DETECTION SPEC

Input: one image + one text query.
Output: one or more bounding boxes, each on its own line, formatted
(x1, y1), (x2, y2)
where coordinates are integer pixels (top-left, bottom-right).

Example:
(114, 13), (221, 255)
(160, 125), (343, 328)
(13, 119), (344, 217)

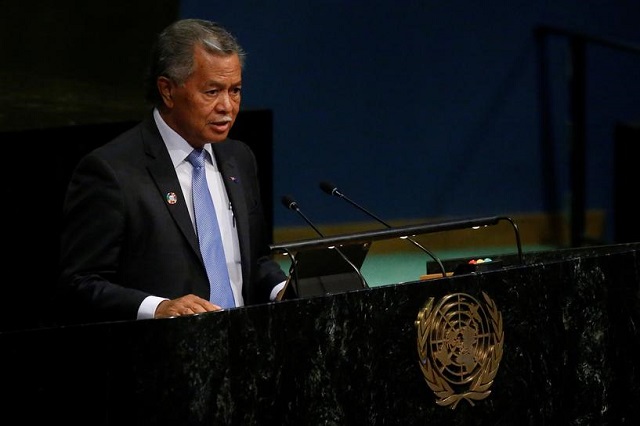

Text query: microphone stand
(281, 196), (369, 290)
(320, 182), (447, 277)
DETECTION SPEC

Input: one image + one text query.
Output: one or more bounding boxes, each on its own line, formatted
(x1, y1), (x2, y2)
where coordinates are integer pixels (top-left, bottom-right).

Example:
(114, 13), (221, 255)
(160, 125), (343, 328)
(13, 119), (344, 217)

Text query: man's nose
(216, 91), (232, 111)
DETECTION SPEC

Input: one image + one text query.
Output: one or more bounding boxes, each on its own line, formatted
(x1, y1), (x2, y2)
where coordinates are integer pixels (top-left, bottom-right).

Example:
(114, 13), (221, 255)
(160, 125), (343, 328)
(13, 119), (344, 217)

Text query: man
(58, 18), (287, 324)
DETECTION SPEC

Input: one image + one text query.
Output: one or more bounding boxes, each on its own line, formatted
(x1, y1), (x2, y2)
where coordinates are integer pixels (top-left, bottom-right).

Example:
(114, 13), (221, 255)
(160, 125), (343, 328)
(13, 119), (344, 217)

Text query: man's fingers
(155, 295), (222, 318)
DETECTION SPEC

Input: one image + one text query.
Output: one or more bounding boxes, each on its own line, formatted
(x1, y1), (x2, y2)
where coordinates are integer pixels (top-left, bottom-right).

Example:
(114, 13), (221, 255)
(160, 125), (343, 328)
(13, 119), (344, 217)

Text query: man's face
(161, 45), (242, 147)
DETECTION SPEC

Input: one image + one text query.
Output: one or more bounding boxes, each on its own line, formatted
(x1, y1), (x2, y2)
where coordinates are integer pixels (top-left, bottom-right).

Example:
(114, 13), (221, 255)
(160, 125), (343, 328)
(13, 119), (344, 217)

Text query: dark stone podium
(1, 242), (639, 425)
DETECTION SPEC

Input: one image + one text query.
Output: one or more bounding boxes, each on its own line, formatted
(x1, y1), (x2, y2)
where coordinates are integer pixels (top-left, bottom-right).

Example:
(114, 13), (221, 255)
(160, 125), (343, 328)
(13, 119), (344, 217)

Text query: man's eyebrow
(201, 80), (242, 91)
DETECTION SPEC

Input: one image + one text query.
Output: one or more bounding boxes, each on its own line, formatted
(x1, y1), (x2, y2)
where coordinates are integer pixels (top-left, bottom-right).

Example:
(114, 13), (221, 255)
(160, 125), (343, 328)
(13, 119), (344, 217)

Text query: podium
(1, 240), (639, 424)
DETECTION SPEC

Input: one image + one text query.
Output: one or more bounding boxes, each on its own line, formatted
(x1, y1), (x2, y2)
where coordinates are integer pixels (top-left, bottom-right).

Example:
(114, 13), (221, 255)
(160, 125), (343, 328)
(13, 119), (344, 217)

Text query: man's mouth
(209, 117), (232, 132)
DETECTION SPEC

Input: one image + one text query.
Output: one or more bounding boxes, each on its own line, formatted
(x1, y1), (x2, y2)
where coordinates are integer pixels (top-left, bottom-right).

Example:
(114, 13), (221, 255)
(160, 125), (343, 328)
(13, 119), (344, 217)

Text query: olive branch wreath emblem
(415, 292), (504, 409)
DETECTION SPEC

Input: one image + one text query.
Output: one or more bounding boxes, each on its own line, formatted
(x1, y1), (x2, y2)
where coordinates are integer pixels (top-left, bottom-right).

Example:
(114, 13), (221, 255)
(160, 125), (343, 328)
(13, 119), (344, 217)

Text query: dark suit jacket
(58, 113), (286, 323)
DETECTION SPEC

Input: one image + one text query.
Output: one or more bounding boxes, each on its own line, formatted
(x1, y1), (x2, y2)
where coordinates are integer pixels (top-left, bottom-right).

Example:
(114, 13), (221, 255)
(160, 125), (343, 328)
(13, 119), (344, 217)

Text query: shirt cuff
(270, 281), (287, 301)
(137, 296), (169, 320)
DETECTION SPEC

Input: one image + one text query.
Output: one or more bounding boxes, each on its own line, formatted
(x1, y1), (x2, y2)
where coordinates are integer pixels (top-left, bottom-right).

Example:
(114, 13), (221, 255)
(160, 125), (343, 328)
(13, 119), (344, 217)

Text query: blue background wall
(180, 1), (640, 242)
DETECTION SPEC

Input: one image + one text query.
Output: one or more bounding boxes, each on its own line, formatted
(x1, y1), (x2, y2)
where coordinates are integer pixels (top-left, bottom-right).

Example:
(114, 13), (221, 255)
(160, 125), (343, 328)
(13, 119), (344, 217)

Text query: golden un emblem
(415, 292), (504, 409)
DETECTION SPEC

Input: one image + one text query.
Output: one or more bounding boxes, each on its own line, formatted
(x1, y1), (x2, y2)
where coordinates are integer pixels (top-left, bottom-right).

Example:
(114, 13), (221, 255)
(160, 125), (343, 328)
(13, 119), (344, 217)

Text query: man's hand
(154, 294), (222, 318)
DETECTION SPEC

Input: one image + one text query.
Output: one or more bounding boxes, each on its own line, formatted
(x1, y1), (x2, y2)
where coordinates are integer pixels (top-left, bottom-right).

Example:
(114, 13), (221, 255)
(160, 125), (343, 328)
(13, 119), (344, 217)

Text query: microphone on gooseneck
(281, 195), (325, 237)
(280, 195), (369, 288)
(318, 181), (447, 277)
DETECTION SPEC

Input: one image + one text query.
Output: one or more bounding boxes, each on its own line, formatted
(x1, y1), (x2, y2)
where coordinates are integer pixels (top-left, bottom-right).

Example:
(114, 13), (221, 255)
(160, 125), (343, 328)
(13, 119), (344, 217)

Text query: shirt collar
(153, 108), (214, 167)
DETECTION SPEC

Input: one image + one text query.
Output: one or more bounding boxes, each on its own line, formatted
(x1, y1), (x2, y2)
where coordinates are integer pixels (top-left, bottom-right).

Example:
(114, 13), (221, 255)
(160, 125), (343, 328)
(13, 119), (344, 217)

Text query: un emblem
(415, 292), (504, 409)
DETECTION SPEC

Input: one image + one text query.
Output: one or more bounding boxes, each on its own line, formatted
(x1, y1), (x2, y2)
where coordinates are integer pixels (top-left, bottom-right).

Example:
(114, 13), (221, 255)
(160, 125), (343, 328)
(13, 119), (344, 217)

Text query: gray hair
(145, 18), (246, 106)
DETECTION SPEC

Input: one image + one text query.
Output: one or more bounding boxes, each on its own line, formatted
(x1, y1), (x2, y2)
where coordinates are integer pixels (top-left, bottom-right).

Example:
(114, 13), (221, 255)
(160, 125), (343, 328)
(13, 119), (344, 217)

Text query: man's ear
(157, 76), (174, 107)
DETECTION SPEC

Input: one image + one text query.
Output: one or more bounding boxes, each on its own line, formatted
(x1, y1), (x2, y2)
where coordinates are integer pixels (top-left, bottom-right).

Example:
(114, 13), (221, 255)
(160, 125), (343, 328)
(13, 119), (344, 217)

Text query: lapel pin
(230, 176), (239, 183)
(166, 192), (178, 205)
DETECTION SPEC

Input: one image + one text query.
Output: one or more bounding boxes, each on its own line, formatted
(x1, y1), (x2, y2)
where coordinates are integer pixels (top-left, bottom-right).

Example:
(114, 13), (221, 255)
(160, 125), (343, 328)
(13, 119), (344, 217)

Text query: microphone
(318, 181), (447, 277)
(281, 195), (324, 237)
(280, 195), (369, 289)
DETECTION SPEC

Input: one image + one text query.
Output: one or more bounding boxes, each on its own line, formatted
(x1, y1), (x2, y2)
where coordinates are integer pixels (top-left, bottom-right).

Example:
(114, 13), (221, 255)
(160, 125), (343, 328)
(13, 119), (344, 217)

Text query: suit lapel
(141, 117), (202, 258)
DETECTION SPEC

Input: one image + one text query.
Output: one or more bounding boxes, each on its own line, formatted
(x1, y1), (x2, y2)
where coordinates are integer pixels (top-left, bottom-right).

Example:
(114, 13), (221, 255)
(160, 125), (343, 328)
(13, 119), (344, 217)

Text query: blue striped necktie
(187, 148), (235, 308)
